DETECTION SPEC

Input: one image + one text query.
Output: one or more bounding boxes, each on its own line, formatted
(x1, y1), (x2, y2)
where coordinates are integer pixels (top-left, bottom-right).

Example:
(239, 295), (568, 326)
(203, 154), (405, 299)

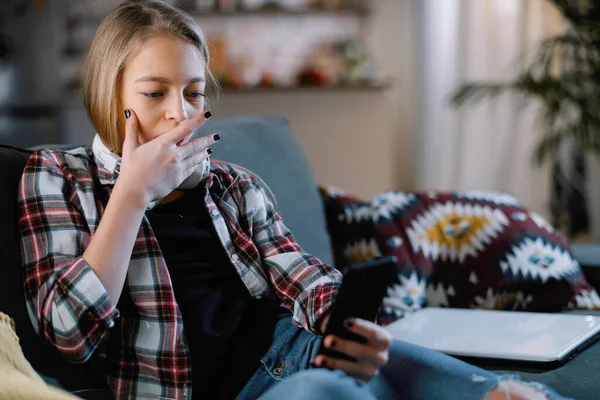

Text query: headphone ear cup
(178, 157), (209, 190)
(92, 134), (122, 173)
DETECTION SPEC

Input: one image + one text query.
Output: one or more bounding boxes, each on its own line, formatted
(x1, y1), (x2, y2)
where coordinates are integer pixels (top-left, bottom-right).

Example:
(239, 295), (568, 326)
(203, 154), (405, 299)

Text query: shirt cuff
(299, 283), (339, 335)
(53, 257), (120, 345)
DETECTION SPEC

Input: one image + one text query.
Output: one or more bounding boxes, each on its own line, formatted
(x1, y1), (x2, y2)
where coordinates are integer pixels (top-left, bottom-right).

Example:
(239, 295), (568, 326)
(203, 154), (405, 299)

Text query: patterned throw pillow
(320, 186), (600, 325)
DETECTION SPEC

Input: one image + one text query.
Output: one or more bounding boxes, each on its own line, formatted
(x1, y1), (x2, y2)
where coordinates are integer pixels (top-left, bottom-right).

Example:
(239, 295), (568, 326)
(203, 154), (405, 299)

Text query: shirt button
(211, 209), (219, 217)
(231, 254), (239, 262)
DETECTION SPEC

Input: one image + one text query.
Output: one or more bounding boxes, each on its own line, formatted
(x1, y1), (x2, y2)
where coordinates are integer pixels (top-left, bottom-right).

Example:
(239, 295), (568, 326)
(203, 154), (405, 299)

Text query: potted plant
(451, 0), (600, 241)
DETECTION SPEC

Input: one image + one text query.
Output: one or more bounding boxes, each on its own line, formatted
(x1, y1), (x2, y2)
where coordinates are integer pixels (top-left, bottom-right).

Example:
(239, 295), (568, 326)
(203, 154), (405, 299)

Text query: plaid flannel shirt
(18, 147), (341, 399)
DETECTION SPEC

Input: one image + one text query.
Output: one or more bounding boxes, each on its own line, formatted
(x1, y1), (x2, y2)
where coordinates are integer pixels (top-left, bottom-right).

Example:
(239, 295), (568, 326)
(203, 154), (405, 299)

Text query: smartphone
(317, 256), (398, 361)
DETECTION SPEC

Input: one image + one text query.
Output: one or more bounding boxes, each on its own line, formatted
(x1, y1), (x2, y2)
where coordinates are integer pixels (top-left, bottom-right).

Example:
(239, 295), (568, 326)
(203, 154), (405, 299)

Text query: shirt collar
(92, 134), (120, 186)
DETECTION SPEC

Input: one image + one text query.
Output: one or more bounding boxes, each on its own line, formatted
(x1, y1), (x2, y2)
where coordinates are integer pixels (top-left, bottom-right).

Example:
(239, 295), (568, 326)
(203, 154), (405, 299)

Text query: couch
(1, 116), (599, 399)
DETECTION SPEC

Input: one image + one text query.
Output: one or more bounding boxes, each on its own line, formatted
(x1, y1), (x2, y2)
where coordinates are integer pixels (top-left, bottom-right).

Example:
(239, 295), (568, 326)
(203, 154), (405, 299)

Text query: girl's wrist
(112, 178), (149, 211)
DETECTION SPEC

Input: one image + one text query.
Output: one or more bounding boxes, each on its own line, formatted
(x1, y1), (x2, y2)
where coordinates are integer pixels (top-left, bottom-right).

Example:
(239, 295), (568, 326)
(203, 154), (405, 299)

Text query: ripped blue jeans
(236, 317), (570, 400)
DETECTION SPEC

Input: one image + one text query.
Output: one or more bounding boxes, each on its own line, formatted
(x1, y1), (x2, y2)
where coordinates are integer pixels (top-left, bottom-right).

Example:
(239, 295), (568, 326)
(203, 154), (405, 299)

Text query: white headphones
(92, 134), (122, 175)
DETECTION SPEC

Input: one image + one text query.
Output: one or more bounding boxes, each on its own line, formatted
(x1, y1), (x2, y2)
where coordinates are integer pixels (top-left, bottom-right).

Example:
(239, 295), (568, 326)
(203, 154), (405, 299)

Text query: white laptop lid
(385, 308), (600, 363)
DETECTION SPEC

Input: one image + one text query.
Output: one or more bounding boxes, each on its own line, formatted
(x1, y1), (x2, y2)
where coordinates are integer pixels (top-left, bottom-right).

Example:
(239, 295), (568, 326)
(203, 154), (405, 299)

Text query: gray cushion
(196, 116), (334, 266)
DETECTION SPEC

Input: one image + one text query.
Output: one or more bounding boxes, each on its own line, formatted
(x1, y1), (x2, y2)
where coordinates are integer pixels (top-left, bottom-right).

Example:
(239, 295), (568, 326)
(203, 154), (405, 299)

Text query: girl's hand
(118, 109), (218, 205)
(313, 318), (392, 382)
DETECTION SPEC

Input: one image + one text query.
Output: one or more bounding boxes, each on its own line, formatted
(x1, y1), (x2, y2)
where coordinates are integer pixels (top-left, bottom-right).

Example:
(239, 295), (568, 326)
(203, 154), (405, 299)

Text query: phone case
(318, 256), (398, 361)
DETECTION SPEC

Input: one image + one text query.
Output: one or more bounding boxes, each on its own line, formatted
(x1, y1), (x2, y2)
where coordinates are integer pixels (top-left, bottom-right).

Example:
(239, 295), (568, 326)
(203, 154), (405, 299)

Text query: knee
(487, 380), (554, 400)
(260, 369), (373, 400)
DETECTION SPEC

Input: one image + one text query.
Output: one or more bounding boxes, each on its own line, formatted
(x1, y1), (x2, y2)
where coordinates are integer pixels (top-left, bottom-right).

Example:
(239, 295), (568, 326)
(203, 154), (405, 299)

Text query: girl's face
(120, 33), (206, 145)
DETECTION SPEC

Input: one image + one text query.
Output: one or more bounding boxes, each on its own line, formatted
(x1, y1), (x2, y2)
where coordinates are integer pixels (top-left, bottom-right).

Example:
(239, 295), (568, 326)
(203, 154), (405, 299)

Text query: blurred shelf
(66, 3), (370, 25)
(217, 80), (390, 93)
(187, 4), (371, 17)
(63, 3), (371, 57)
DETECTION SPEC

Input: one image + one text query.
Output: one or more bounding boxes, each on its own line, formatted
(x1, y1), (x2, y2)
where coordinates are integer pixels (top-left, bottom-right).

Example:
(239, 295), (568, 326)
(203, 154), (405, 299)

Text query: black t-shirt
(146, 186), (290, 398)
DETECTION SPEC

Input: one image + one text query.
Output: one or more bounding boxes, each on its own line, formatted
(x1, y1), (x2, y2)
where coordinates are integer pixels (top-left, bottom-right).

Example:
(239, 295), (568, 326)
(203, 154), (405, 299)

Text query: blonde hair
(80, 0), (212, 154)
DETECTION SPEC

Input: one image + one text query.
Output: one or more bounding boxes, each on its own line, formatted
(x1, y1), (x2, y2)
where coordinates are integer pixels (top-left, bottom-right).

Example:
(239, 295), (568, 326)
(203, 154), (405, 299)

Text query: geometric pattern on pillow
(320, 185), (600, 325)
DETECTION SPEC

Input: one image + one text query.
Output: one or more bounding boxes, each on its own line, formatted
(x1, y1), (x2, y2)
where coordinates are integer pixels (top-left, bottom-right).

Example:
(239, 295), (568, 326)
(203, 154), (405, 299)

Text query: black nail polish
(330, 340), (337, 348)
(213, 134), (221, 142)
(207, 148), (213, 155)
(321, 360), (328, 368)
(124, 109), (131, 119)
(204, 111), (212, 119)
(346, 319), (354, 328)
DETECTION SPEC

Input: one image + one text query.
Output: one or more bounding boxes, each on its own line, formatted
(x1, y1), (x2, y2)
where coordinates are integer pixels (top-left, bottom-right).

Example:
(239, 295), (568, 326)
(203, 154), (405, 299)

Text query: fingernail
(321, 360), (328, 368)
(330, 339), (337, 348)
(204, 111), (212, 119)
(213, 134), (220, 142)
(176, 139), (184, 146)
(124, 109), (131, 119)
(207, 148), (213, 155)
(346, 319), (354, 328)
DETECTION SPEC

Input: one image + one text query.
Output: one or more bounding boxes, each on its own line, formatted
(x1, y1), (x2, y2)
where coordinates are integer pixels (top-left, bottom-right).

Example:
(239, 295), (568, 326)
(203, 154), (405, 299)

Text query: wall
(209, 0), (416, 199)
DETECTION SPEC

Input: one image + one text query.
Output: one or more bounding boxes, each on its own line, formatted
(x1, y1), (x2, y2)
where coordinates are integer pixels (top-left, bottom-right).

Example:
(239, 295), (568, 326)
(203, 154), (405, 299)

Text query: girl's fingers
(181, 149), (211, 171)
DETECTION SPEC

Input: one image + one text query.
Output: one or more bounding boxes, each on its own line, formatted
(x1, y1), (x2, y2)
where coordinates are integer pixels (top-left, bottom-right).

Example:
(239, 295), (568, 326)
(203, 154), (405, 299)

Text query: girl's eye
(143, 92), (163, 98)
(186, 92), (205, 99)
(142, 92), (205, 99)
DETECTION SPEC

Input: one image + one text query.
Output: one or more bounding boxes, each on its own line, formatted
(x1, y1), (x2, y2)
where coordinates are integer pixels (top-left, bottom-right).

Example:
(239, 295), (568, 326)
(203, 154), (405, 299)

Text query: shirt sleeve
(18, 150), (119, 363)
(242, 173), (342, 334)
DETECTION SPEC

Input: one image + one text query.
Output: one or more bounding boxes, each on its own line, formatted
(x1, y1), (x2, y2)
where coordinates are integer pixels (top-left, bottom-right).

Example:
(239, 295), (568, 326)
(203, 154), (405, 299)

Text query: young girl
(18, 1), (566, 399)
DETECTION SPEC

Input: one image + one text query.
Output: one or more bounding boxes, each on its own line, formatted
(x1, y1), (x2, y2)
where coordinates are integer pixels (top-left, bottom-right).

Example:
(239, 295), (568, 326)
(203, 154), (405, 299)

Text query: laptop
(384, 308), (600, 367)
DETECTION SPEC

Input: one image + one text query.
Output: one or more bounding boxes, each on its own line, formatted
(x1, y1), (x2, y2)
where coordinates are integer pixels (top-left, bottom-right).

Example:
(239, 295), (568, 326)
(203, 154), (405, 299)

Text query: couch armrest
(571, 244), (600, 292)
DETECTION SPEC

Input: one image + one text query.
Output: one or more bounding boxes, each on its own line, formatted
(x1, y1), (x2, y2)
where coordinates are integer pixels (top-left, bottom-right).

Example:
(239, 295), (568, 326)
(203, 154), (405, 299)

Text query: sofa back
(196, 116), (333, 265)
(0, 145), (107, 393)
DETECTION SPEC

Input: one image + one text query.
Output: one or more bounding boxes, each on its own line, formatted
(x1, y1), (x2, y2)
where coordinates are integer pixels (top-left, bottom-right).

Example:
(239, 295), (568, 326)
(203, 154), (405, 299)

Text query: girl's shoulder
(28, 146), (95, 174)
(23, 147), (99, 191)
(209, 160), (276, 204)
(210, 160), (265, 190)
